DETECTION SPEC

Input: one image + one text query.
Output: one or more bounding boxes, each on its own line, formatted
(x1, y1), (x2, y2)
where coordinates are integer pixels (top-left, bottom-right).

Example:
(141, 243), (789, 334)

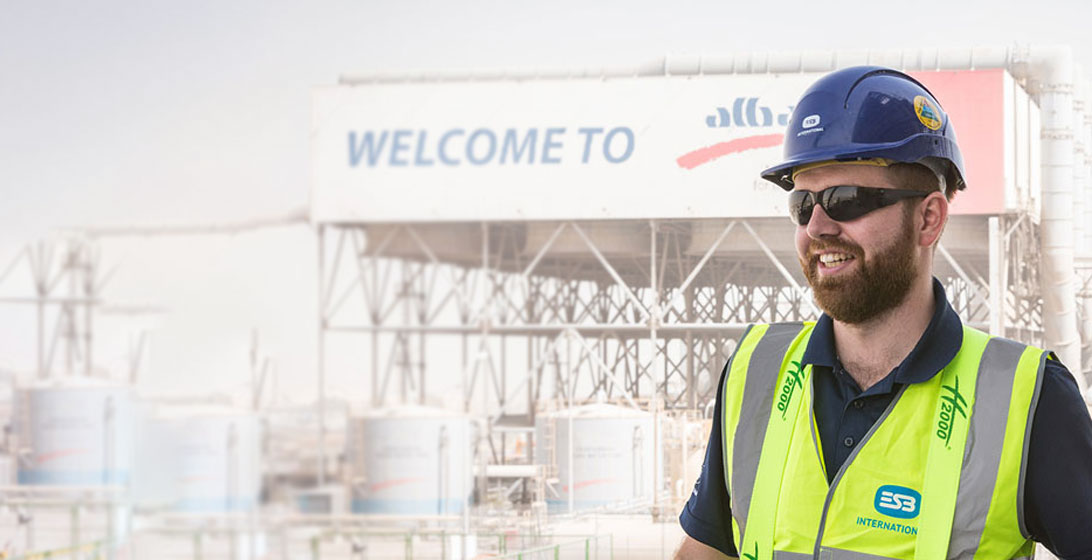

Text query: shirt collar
(800, 278), (963, 386)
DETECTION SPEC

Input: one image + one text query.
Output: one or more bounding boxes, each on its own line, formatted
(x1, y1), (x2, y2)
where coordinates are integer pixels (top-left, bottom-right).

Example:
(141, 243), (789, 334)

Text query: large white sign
(310, 70), (1022, 223)
(310, 74), (816, 223)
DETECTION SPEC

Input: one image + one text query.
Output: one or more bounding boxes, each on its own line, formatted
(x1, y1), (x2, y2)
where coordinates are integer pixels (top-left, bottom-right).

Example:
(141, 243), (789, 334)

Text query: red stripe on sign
(676, 134), (784, 169)
(562, 478), (617, 492)
(370, 477), (426, 493)
(36, 448), (91, 464)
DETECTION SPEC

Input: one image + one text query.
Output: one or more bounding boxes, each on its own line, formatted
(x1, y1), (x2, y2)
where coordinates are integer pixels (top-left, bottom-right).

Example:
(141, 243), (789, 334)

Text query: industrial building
(1, 45), (1091, 559)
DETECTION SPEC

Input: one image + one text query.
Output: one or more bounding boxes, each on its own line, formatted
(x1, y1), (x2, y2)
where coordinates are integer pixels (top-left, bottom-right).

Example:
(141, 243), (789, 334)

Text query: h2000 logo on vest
(936, 376), (968, 448)
(777, 361), (805, 420)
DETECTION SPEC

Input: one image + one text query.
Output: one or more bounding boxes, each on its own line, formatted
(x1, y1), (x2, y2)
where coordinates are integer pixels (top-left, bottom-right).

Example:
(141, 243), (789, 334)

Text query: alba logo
(874, 485), (921, 519)
(705, 98), (793, 128)
(801, 114), (821, 129)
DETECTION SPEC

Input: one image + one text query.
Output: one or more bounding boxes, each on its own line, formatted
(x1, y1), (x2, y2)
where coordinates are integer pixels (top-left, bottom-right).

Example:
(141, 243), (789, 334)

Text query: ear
(917, 192), (948, 248)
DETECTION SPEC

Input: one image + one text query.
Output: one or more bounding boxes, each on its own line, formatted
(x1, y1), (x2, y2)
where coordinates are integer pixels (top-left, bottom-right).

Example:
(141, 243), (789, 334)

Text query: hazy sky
(3, 0), (1092, 403)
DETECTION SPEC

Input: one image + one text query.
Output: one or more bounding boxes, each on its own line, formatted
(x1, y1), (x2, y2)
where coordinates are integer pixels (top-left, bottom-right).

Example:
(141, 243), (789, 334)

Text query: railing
(305, 530), (611, 560)
(490, 535), (612, 560)
(6, 540), (107, 560)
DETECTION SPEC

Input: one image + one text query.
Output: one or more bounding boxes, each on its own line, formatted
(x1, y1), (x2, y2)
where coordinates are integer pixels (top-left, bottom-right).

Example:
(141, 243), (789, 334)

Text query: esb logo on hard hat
(760, 66), (967, 192)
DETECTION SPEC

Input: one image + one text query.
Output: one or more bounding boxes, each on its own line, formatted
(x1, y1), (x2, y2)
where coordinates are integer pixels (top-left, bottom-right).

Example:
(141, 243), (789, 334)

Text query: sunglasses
(788, 185), (930, 225)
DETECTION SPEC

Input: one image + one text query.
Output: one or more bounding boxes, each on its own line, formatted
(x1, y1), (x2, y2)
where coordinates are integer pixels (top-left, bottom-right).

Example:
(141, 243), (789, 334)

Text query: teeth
(819, 253), (853, 265)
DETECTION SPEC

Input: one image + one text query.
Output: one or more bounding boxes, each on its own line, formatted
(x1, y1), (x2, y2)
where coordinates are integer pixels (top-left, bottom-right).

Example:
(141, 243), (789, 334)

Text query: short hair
(888, 162), (957, 201)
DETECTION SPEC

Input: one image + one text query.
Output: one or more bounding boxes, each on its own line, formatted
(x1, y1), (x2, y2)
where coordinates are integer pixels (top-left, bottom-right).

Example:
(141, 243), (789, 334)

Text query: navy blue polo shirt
(679, 279), (1092, 559)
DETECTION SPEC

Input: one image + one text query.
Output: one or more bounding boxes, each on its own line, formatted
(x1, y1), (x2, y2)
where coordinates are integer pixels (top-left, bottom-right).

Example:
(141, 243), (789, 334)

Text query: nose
(805, 203), (841, 240)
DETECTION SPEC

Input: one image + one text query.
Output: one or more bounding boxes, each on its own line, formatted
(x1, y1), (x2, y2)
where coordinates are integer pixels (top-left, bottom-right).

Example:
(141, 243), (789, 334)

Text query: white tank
(0, 370), (14, 438)
(0, 454), (14, 485)
(132, 404), (262, 512)
(347, 406), (474, 514)
(534, 403), (656, 511)
(16, 378), (134, 486)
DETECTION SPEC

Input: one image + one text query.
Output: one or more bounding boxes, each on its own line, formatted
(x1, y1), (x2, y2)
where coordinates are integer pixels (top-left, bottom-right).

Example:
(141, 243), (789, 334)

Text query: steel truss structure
(0, 237), (118, 381)
(315, 211), (1044, 473)
(0, 211), (1051, 487)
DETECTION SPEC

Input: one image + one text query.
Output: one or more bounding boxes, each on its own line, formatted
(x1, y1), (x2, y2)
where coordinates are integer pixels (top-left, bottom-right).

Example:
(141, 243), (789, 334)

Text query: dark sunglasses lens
(822, 186), (876, 222)
(788, 191), (813, 225)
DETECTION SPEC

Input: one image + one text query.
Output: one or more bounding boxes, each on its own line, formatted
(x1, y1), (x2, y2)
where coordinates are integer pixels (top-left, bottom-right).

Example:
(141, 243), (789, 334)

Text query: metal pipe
(339, 46), (1024, 85)
(1077, 74), (1092, 391)
(326, 323), (753, 334)
(566, 334), (574, 515)
(649, 219), (662, 515)
(1032, 46), (1086, 392)
(316, 225), (328, 486)
(60, 209), (308, 237)
(989, 218), (1004, 336)
(1073, 68), (1088, 263)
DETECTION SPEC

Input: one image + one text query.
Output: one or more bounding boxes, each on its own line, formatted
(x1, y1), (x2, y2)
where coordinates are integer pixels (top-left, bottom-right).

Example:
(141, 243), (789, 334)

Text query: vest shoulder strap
(722, 321), (814, 559)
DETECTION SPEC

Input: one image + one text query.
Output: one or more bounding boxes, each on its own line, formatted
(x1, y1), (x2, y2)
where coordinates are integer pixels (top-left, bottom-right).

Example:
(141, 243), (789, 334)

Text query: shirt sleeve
(1024, 357), (1092, 559)
(679, 359), (738, 557)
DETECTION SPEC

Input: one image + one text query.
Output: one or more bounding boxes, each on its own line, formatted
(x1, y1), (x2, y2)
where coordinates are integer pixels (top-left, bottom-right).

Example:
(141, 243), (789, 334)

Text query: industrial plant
(2, 45), (1091, 559)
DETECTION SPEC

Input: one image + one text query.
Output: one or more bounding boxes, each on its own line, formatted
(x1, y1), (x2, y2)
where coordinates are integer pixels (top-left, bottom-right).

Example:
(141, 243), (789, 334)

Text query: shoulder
(738, 321), (814, 344)
(1027, 355), (1087, 451)
(1036, 357), (1084, 420)
(1023, 356), (1092, 549)
(725, 322), (809, 373)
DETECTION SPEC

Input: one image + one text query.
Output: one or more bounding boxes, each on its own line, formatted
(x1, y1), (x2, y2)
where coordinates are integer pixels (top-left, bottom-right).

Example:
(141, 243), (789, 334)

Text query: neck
(832, 275), (935, 391)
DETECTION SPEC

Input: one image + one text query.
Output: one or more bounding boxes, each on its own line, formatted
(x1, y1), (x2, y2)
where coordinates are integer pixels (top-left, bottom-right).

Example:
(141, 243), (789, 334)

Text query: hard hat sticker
(913, 96), (943, 130)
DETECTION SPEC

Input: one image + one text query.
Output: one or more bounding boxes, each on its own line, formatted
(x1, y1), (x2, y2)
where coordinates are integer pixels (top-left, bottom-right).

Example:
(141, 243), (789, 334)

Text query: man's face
(792, 164), (922, 324)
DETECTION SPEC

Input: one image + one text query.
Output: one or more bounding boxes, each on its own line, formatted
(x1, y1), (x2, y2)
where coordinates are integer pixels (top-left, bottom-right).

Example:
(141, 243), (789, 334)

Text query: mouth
(816, 251), (856, 273)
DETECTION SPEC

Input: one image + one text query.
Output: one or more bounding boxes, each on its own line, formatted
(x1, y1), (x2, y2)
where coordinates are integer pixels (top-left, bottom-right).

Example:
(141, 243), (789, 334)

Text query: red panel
(910, 69), (1005, 214)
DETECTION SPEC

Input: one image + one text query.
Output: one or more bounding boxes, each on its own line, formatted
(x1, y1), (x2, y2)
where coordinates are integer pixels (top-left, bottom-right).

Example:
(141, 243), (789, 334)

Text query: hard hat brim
(760, 133), (966, 191)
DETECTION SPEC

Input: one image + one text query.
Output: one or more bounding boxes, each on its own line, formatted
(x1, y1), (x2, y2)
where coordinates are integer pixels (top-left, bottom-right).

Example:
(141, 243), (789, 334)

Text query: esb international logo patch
(874, 485), (921, 519)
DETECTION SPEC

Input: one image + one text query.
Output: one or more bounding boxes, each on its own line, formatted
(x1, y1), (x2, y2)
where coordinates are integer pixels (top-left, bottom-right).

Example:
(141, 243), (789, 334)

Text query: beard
(798, 217), (918, 324)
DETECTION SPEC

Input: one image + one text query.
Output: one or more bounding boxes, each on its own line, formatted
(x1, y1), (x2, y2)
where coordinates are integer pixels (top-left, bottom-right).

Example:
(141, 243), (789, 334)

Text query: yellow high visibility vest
(721, 322), (1048, 560)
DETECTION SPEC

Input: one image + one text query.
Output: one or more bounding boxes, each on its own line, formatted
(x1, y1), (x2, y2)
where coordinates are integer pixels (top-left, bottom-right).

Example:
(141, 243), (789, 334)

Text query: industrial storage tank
(346, 406), (474, 514)
(534, 403), (657, 512)
(0, 454), (14, 485)
(15, 378), (134, 485)
(132, 404), (262, 512)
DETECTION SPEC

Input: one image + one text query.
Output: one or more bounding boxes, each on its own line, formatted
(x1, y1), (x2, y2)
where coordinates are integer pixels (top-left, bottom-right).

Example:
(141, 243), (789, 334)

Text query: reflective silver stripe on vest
(947, 337), (1026, 556)
(772, 551), (814, 560)
(1017, 351), (1047, 538)
(816, 547), (900, 560)
(731, 322), (806, 546)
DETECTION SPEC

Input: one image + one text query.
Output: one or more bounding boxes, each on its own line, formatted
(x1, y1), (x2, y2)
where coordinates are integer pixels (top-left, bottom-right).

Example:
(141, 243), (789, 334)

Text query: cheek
(794, 228), (810, 258)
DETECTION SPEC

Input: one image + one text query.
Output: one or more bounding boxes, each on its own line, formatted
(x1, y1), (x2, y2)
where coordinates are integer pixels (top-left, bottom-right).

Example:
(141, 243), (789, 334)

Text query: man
(676, 66), (1092, 559)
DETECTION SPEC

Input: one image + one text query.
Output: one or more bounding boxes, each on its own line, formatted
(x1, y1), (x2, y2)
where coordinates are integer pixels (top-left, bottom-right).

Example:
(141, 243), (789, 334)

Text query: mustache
(805, 238), (864, 261)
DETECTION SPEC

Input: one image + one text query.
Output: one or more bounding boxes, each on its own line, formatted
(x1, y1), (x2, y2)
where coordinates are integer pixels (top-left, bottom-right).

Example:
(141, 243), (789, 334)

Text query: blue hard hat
(760, 66), (966, 192)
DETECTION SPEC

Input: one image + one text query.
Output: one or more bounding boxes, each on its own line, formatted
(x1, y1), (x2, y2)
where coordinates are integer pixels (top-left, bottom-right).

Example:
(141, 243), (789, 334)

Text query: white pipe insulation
(1030, 46), (1086, 393)
(1073, 68), (1087, 271)
(1081, 75), (1092, 390)
(340, 47), (1026, 84)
